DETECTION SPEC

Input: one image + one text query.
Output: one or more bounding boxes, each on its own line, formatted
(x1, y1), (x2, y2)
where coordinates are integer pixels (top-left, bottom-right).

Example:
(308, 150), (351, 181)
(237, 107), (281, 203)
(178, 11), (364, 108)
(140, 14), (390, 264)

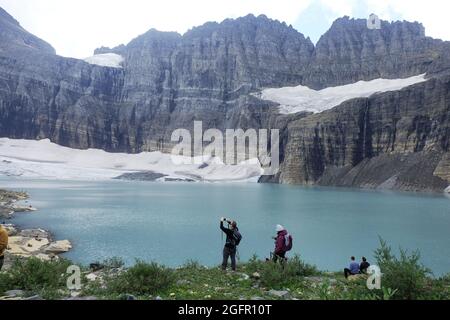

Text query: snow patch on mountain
(259, 74), (428, 114)
(0, 138), (262, 182)
(84, 53), (124, 68)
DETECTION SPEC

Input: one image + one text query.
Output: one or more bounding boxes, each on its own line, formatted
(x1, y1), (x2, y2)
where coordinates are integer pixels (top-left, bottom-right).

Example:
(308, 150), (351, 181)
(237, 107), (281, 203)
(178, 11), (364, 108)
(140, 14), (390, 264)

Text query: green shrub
(183, 260), (203, 270)
(374, 238), (431, 300)
(245, 255), (318, 289)
(101, 257), (125, 270)
(245, 255), (264, 274)
(439, 273), (450, 283)
(285, 255), (319, 277)
(259, 262), (286, 288)
(0, 257), (72, 299)
(106, 260), (174, 296)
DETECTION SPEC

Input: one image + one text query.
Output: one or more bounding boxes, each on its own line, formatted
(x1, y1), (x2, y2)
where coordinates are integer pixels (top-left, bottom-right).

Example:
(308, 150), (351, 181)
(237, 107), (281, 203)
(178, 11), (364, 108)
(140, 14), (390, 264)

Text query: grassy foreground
(1, 240), (449, 300)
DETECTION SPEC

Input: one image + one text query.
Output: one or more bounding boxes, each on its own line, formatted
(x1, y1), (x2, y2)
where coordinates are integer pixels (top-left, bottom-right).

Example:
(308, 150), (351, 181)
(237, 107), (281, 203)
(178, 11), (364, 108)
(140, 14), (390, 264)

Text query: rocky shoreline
(0, 189), (72, 270)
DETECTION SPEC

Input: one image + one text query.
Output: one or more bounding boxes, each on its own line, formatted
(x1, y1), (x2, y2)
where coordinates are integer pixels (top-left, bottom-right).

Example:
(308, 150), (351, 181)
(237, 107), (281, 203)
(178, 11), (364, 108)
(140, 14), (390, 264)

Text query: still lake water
(3, 178), (450, 276)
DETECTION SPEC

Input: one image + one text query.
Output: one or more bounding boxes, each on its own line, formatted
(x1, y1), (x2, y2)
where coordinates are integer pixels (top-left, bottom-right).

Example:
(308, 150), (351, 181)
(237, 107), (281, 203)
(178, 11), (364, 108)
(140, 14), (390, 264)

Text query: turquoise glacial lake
(3, 178), (450, 276)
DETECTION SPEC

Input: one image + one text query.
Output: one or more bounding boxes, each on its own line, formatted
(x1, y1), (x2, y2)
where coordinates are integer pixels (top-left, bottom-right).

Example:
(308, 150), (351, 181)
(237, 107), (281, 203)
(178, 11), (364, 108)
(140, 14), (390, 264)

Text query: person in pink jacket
(273, 225), (291, 263)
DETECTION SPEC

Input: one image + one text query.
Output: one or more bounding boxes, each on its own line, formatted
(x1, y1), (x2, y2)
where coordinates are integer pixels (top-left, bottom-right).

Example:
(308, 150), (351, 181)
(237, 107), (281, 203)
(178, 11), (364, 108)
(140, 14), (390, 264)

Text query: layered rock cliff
(303, 17), (450, 89)
(0, 13), (313, 153)
(0, 7), (449, 191)
(278, 76), (450, 192)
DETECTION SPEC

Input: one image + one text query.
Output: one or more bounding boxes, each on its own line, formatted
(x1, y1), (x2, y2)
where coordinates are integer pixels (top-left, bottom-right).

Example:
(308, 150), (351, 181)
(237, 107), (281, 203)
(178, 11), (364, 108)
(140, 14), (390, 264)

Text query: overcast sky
(0, 0), (449, 59)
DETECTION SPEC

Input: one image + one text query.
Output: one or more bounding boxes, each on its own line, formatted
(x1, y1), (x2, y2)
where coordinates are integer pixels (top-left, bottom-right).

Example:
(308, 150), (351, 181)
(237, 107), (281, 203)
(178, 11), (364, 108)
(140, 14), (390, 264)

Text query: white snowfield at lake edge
(259, 74), (428, 114)
(0, 138), (262, 182)
(83, 53), (124, 68)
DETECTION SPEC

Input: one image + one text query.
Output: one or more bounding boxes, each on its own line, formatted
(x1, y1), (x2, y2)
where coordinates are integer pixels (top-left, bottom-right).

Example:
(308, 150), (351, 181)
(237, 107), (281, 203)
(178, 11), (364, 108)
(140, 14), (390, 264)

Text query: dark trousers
(0, 256), (4, 271)
(273, 251), (286, 263)
(222, 246), (237, 271)
(344, 268), (358, 279)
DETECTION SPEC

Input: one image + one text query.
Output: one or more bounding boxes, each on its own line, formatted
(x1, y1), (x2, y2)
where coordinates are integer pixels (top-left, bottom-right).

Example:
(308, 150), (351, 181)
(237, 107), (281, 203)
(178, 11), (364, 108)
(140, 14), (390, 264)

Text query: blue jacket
(349, 261), (360, 274)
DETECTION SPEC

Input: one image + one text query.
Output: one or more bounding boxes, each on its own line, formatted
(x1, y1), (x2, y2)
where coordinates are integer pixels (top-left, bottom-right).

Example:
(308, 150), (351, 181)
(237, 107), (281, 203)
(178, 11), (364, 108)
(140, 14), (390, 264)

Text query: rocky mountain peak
(322, 16), (426, 42)
(90, 13), (315, 93)
(127, 28), (182, 49)
(0, 6), (55, 55)
(0, 6), (19, 25)
(302, 16), (442, 89)
(185, 13), (311, 43)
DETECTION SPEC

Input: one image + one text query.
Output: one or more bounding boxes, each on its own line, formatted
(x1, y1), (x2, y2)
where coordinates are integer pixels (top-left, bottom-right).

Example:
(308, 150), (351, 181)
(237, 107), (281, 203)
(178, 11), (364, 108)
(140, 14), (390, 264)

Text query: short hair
(362, 257), (367, 262)
(351, 256), (355, 261)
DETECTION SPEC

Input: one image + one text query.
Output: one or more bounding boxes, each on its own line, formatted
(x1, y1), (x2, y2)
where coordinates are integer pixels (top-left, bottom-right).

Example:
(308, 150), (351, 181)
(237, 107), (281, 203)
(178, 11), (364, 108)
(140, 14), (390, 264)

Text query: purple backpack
(284, 233), (293, 251)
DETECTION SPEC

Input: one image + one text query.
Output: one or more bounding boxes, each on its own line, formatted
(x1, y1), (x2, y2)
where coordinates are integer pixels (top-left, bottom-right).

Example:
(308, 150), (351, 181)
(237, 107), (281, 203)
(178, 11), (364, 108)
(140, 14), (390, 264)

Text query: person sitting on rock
(360, 257), (371, 274)
(344, 256), (360, 279)
(0, 224), (9, 271)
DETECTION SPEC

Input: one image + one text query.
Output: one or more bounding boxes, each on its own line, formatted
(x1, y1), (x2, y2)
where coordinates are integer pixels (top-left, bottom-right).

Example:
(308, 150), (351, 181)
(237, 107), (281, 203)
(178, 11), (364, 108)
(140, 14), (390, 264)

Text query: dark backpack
(232, 229), (242, 247)
(284, 233), (293, 251)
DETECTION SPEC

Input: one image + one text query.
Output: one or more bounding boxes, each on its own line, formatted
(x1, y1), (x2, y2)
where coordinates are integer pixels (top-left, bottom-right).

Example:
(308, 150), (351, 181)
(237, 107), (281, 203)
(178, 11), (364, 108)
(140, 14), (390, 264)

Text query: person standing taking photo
(220, 217), (242, 272)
